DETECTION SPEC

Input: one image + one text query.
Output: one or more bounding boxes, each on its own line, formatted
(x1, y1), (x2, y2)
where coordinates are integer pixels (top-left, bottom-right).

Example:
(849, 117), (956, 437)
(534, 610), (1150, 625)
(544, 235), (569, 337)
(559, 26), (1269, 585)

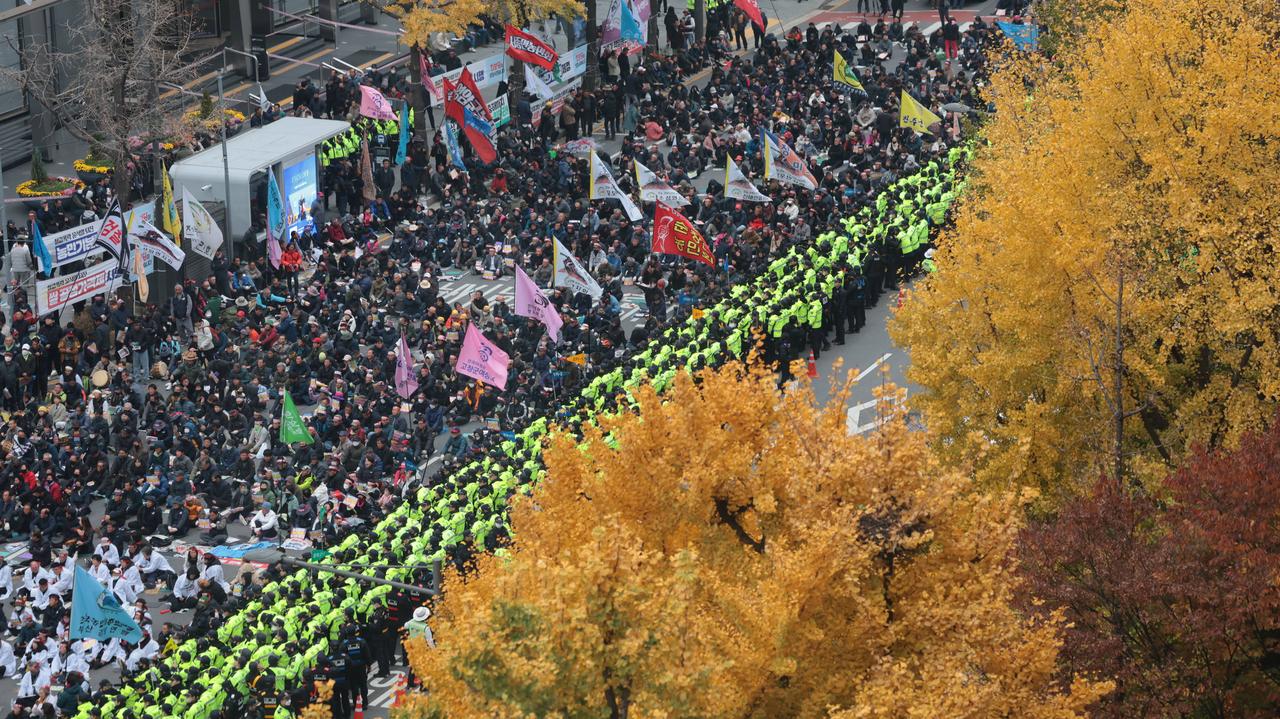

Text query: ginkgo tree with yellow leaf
(393, 365), (1109, 719)
(890, 0), (1280, 501)
(380, 0), (583, 134)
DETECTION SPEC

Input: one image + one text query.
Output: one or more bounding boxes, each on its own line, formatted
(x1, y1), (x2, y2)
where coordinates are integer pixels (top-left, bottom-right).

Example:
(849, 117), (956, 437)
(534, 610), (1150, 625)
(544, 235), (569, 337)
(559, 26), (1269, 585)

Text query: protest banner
(36, 258), (124, 315)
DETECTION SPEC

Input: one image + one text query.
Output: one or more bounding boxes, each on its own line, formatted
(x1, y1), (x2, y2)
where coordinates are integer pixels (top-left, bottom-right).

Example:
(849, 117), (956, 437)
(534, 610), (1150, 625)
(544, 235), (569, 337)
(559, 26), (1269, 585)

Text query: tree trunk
(113, 142), (133, 209)
(584, 0), (600, 91)
(408, 44), (429, 138)
(1112, 270), (1125, 485)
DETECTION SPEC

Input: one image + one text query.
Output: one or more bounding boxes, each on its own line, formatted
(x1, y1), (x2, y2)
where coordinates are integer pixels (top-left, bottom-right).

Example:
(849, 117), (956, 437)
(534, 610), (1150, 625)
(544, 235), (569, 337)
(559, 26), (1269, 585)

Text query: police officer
(848, 270), (866, 333)
(341, 624), (372, 712)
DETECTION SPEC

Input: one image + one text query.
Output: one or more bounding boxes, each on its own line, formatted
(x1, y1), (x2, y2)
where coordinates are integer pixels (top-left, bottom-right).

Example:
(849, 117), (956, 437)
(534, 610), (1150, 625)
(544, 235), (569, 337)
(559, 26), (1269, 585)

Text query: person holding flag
(833, 49), (867, 95)
(29, 221), (53, 278)
(651, 202), (716, 267)
(280, 390), (314, 444)
(395, 99), (411, 167)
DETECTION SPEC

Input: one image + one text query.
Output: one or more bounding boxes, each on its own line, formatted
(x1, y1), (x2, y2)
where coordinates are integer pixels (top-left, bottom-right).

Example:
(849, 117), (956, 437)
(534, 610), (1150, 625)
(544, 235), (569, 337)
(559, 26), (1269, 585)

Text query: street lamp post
(0, 145), (9, 302)
(215, 47), (260, 265)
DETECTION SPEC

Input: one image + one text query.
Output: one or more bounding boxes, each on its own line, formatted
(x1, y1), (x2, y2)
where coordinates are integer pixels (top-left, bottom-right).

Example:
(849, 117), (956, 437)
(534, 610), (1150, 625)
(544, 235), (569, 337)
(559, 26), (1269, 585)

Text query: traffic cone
(896, 287), (904, 308)
(354, 695), (364, 719)
(393, 673), (407, 707)
(806, 350), (818, 378)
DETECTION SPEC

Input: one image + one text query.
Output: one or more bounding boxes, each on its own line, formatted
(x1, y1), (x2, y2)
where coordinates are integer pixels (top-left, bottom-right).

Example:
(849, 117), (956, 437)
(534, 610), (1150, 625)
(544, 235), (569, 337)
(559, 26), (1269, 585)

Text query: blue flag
(996, 21), (1040, 51)
(31, 221), (54, 277)
(395, 100), (410, 166)
(444, 120), (466, 171)
(70, 565), (143, 643)
(620, 0), (644, 44)
(266, 171), (285, 239)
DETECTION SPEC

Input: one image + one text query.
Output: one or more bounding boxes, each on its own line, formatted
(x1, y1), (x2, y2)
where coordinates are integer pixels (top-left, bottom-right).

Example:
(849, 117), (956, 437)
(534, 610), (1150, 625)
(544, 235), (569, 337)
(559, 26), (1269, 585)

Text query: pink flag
(358, 85), (397, 121)
(513, 264), (563, 342)
(266, 226), (283, 269)
(395, 334), (419, 399)
(420, 54), (442, 103)
(455, 324), (510, 390)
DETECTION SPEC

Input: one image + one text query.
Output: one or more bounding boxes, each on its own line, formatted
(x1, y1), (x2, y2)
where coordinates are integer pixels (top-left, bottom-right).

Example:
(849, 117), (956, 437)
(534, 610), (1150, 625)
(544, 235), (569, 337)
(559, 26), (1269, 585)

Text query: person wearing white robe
(7, 598), (34, 633)
(169, 567), (201, 610)
(15, 660), (50, 706)
(95, 538), (120, 568)
(22, 562), (54, 594)
(94, 638), (127, 669)
(23, 633), (56, 666)
(112, 558), (144, 605)
(48, 565), (73, 598)
(50, 641), (90, 685)
(0, 638), (16, 677)
(201, 556), (231, 593)
(29, 579), (52, 612)
(122, 635), (158, 672)
(134, 547), (174, 588)
(0, 562), (14, 603)
(87, 556), (112, 587)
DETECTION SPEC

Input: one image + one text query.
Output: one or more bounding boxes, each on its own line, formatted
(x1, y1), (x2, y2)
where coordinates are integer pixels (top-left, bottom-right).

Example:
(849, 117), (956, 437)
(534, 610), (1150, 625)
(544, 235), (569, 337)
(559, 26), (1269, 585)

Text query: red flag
(504, 25), (559, 72)
(442, 77), (464, 126)
(457, 68), (492, 122)
(652, 202), (716, 266)
(734, 0), (765, 30)
(444, 77), (497, 164)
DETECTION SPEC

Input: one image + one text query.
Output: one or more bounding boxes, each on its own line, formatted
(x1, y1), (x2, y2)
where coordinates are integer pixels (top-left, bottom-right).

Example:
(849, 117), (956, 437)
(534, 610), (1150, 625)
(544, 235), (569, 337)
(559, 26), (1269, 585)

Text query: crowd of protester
(0, 11), (1008, 717)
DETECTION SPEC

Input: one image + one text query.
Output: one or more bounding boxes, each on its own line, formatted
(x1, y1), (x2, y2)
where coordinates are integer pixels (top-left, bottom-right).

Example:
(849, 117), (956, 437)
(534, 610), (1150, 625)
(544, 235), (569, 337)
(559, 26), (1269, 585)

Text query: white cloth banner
(724, 156), (772, 202)
(552, 237), (603, 300)
(426, 54), (507, 107)
(181, 188), (224, 260)
(36, 258), (124, 316)
(633, 160), (690, 206)
(129, 221), (186, 271)
(588, 153), (642, 221)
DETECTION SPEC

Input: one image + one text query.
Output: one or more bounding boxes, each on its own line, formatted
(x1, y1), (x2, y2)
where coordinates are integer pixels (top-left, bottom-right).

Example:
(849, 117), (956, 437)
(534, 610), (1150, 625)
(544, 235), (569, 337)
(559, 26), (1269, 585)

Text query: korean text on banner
(652, 202), (716, 266)
(70, 566), (143, 643)
(182, 187), (224, 260)
(514, 264), (563, 342)
(427, 53), (507, 107)
(455, 324), (511, 390)
(36, 258), (124, 316)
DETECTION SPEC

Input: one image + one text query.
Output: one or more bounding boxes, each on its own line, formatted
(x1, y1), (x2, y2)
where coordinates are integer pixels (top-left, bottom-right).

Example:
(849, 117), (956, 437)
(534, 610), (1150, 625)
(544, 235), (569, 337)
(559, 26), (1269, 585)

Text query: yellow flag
(566, 353), (587, 365)
(899, 90), (942, 134)
(833, 50), (865, 94)
(161, 163), (181, 245)
(692, 308), (706, 319)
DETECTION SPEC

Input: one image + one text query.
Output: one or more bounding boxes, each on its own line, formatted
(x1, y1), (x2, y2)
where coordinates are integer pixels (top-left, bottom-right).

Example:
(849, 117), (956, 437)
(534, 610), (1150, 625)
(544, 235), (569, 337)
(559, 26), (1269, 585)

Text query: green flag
(280, 391), (314, 444)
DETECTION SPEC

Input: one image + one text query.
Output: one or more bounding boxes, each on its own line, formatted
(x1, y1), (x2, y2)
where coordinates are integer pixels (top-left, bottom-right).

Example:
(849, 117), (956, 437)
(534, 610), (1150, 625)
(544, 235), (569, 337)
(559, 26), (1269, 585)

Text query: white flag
(762, 129), (818, 190)
(587, 153), (642, 221)
(723, 156), (772, 203)
(525, 64), (556, 101)
(181, 188), (224, 260)
(633, 160), (689, 206)
(129, 220), (186, 271)
(256, 83), (271, 111)
(552, 237), (603, 300)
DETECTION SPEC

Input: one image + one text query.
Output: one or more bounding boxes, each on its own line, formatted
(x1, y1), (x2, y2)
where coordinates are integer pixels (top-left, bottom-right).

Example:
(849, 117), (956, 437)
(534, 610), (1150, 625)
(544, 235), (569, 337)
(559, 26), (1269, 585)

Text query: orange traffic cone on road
(393, 673), (407, 707)
(354, 696), (365, 719)
(897, 287), (905, 308)
(806, 350), (818, 378)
